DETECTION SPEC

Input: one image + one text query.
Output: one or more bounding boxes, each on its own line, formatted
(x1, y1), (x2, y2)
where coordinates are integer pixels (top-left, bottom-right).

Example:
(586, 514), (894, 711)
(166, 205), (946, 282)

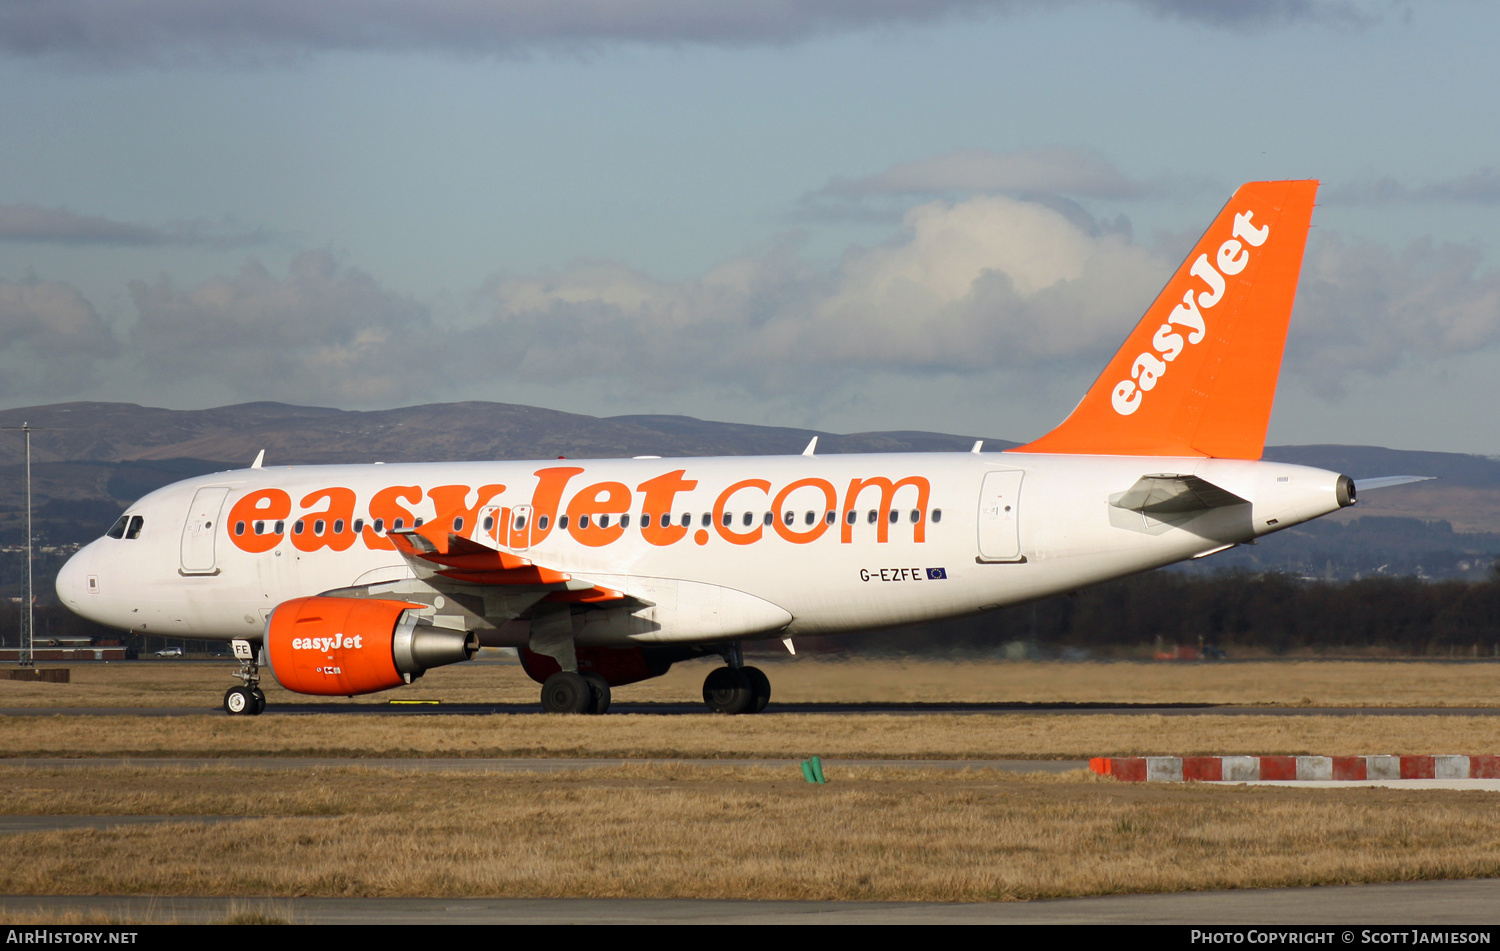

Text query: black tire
(223, 686), (255, 716)
(702, 666), (753, 715)
(742, 666), (771, 714)
(580, 672), (612, 715)
(249, 687), (266, 716)
(541, 671), (592, 713)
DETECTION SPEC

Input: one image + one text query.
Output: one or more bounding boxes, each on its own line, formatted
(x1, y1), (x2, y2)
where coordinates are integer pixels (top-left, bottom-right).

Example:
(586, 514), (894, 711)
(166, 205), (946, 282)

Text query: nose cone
(55, 542), (99, 618)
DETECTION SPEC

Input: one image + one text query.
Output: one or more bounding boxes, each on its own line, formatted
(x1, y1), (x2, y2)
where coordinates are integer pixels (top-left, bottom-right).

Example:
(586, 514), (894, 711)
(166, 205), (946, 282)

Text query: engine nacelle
(265, 596), (478, 697)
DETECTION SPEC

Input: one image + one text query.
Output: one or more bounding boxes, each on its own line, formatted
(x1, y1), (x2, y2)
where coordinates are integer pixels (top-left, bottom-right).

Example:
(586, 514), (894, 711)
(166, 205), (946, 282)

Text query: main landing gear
(223, 639), (266, 716)
(702, 643), (770, 715)
(540, 670), (611, 714)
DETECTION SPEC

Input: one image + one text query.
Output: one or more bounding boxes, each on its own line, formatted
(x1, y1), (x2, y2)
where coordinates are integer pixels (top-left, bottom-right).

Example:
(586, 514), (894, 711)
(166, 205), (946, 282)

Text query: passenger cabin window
(126, 516), (144, 539)
(235, 521), (246, 536)
(804, 511), (815, 525)
(722, 512), (733, 527)
(106, 516), (128, 539)
(679, 512), (690, 527)
(374, 518), (385, 533)
(599, 514), (610, 529)
(334, 519), (345, 534)
(620, 514), (630, 529)
(454, 517), (465, 532)
(392, 518), (405, 530)
(538, 515), (550, 530)
(274, 520), (285, 534)
(414, 518), (424, 528)
(558, 515), (569, 529)
(783, 511), (794, 525)
(866, 510), (877, 524)
(700, 513), (711, 527)
(314, 519), (326, 535)
(579, 515), (590, 529)
(353, 519), (363, 533)
(482, 515), (494, 532)
(742, 512), (753, 527)
(293, 520), (305, 535)
(845, 510), (856, 525)
(254, 521), (265, 535)
(641, 514), (652, 528)
(932, 509), (943, 523)
(910, 509), (921, 523)
(825, 511), (835, 525)
(888, 510), (898, 524)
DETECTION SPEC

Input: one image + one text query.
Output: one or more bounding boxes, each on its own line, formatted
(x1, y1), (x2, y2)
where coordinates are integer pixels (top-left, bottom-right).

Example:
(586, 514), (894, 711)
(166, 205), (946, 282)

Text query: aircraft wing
(385, 528), (625, 604)
(1112, 473), (1249, 516)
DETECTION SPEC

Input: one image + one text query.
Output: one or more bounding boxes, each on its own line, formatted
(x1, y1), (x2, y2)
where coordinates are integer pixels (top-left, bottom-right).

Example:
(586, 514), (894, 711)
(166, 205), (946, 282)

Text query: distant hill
(0, 400), (1497, 591)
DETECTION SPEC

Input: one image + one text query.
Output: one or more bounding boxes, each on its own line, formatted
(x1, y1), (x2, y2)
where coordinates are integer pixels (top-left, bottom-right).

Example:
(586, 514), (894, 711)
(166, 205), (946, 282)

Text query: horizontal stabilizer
(1113, 474), (1249, 516)
(1355, 475), (1435, 491)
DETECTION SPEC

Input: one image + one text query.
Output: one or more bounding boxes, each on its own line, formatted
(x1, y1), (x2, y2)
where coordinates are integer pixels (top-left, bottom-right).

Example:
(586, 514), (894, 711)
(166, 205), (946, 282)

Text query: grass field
(5, 656), (1500, 708)
(5, 659), (1500, 914)
(3, 763), (1499, 902)
(7, 713), (1500, 760)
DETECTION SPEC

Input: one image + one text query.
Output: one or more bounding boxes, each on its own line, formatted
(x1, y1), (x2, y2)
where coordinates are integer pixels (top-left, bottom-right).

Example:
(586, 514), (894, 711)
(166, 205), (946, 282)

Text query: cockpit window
(106, 516), (128, 539)
(126, 516), (144, 539)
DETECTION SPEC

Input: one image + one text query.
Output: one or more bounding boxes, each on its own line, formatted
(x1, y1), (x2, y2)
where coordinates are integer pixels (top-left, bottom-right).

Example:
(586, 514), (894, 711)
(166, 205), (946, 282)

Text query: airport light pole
(3, 422), (38, 667)
(22, 422), (31, 668)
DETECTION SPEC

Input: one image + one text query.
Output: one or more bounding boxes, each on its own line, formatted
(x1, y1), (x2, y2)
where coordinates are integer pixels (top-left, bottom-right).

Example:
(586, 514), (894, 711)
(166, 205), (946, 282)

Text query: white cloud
(467, 195), (1169, 395)
(0, 204), (271, 248)
(811, 148), (1148, 202)
(0, 276), (119, 397)
(1288, 235), (1500, 395)
(0, 0), (1374, 67)
(128, 250), (431, 405)
(1326, 168), (1500, 206)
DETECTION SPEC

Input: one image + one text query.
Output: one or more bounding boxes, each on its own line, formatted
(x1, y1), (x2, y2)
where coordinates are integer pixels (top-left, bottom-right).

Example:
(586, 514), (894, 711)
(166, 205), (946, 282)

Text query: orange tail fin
(1012, 180), (1318, 459)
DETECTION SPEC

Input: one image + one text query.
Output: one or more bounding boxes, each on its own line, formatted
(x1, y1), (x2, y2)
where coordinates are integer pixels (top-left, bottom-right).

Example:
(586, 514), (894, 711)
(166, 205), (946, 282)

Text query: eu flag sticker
(926, 567), (947, 580)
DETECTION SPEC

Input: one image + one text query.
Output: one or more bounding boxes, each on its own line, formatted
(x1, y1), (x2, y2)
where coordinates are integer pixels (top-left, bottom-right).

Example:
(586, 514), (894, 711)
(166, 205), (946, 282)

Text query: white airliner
(56, 180), (1370, 716)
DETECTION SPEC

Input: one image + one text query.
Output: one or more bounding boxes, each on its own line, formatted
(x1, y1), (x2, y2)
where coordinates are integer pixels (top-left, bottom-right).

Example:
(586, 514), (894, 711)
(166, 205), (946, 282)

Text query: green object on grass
(811, 756), (826, 784)
(801, 760), (817, 783)
(800, 756), (828, 784)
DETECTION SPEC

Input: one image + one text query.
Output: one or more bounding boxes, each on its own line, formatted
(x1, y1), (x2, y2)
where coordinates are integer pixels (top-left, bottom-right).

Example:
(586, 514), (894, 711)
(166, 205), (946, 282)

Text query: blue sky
(2, 0), (1498, 453)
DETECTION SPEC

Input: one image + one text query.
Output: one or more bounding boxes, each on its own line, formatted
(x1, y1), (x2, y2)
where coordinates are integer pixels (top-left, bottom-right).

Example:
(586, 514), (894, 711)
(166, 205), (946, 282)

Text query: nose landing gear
(223, 639), (265, 716)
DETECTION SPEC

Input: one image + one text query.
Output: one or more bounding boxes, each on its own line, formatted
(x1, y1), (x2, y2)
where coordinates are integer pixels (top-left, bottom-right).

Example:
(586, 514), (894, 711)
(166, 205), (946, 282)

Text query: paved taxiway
(5, 702), (1500, 716)
(4, 880), (1500, 924)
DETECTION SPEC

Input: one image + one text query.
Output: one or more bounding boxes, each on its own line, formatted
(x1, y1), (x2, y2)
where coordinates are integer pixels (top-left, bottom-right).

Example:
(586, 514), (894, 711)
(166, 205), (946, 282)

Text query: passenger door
(976, 470), (1024, 563)
(180, 486), (230, 575)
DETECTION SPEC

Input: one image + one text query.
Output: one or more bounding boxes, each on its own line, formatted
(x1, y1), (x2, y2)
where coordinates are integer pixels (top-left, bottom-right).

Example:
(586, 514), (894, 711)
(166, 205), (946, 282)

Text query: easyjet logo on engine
(293, 633), (364, 651)
(226, 467), (934, 555)
(1110, 210), (1271, 416)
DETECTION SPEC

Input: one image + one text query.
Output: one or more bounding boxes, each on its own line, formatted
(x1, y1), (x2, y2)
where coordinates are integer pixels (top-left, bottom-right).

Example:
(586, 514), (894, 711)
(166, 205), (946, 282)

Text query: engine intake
(265, 596), (478, 697)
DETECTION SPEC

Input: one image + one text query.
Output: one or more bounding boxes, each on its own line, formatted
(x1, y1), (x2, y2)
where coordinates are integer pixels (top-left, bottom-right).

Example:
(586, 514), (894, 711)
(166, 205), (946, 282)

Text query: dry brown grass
(6, 657), (1500, 709)
(1, 763), (1498, 902)
(6, 712), (1500, 760)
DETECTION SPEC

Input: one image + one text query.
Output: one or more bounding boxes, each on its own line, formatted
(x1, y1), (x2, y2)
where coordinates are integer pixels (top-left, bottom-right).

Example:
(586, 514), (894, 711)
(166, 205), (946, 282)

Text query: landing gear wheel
(580, 672), (612, 715)
(249, 687), (266, 716)
(541, 671), (593, 713)
(742, 666), (771, 714)
(223, 686), (257, 716)
(703, 666), (753, 715)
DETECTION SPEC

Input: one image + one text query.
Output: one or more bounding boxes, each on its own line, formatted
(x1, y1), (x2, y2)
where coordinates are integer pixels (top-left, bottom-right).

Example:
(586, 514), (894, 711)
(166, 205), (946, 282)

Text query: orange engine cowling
(265, 596), (478, 697)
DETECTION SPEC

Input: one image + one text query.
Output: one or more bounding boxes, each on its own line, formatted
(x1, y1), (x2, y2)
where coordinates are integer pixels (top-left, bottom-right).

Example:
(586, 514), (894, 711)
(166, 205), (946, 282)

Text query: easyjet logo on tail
(1111, 210), (1270, 416)
(1010, 179), (1317, 459)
